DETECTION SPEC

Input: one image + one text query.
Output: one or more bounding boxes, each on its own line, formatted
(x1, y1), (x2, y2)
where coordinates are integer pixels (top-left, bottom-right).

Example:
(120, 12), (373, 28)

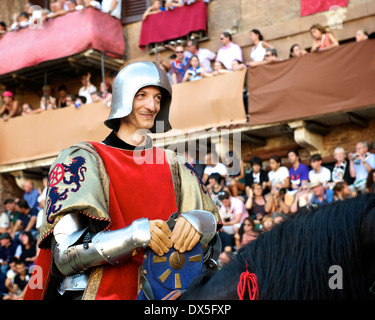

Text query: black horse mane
(183, 194), (375, 300)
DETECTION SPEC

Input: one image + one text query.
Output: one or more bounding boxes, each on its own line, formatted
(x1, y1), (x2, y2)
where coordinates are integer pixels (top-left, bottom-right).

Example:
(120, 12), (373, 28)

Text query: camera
(350, 153), (358, 160)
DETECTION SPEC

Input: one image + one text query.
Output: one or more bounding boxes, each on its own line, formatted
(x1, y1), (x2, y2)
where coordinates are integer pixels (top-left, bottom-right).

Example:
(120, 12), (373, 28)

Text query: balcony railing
(248, 39), (375, 126)
(0, 69), (247, 169)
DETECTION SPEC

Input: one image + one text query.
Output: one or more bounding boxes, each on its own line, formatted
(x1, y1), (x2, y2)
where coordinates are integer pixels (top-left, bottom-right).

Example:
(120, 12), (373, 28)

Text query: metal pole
(44, 70), (48, 99)
(101, 52), (106, 96)
(155, 43), (158, 64)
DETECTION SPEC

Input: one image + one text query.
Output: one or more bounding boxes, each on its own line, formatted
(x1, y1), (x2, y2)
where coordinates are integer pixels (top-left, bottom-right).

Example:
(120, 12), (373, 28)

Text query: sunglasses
(218, 191), (229, 200)
(176, 51), (184, 53)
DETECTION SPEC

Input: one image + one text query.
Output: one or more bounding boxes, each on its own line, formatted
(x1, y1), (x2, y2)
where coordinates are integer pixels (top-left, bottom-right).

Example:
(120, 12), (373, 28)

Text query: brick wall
(242, 117), (375, 167)
(0, 173), (24, 212)
(0, 0), (25, 28)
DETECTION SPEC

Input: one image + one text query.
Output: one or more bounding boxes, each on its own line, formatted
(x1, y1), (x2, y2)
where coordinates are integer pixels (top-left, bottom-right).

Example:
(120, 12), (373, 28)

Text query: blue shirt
(0, 240), (18, 263)
(23, 189), (39, 209)
(17, 207), (38, 231)
(289, 163), (309, 187)
(311, 189), (334, 206)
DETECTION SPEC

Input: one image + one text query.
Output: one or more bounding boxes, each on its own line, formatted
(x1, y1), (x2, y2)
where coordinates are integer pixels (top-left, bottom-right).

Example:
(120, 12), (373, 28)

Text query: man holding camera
(349, 141), (375, 193)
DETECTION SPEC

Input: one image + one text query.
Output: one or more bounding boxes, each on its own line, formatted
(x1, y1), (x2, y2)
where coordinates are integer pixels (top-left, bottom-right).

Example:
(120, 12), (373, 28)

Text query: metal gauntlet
(53, 213), (151, 276)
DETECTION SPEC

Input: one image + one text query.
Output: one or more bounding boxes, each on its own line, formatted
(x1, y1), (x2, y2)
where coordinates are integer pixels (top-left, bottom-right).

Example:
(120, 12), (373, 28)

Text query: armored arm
(180, 210), (217, 246)
(53, 212), (151, 276)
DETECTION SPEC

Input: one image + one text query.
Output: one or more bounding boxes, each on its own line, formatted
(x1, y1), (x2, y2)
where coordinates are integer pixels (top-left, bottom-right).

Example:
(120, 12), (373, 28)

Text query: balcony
(139, 1), (208, 52)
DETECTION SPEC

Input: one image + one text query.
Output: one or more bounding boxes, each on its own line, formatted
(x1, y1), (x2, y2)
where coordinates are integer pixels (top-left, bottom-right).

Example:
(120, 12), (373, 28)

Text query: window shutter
(121, 0), (151, 24)
(30, 0), (50, 8)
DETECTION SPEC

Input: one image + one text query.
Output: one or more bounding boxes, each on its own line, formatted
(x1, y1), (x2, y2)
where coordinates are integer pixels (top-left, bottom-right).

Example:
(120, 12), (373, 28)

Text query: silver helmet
(104, 61), (172, 133)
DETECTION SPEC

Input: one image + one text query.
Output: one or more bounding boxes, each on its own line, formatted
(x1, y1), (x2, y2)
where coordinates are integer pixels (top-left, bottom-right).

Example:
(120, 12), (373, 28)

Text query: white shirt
(268, 166), (289, 184)
(78, 84), (97, 104)
(101, 0), (122, 20)
(204, 163), (228, 176)
(0, 212), (9, 229)
(354, 152), (375, 183)
(309, 166), (331, 186)
(216, 42), (243, 70)
(250, 41), (266, 62)
(196, 48), (216, 72)
(185, 48), (216, 72)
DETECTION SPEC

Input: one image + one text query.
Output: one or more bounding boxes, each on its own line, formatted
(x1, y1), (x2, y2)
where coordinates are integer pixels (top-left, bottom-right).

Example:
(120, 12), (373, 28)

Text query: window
(31, 0), (50, 9)
(121, 0), (151, 24)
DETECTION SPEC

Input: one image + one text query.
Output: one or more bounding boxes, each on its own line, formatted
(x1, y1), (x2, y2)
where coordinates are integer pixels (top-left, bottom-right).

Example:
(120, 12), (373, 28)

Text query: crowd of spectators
(0, 71), (117, 122)
(0, 0), (122, 34)
(1, 141), (373, 297)
(199, 142), (375, 267)
(0, 178), (47, 299)
(155, 20), (371, 95)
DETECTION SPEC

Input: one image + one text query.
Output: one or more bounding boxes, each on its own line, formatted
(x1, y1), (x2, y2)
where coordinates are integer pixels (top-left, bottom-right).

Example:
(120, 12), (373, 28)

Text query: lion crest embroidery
(45, 186), (69, 224)
(62, 156), (87, 192)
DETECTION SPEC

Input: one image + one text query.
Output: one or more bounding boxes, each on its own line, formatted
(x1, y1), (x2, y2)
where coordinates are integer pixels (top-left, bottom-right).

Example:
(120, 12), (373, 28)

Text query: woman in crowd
(245, 183), (269, 220)
(248, 29), (274, 62)
(182, 55), (205, 82)
(310, 24), (339, 52)
(265, 180), (292, 218)
(206, 61), (231, 77)
(290, 181), (312, 214)
(289, 44), (307, 58)
(333, 181), (352, 200)
(234, 217), (257, 249)
(207, 173), (230, 201)
(14, 231), (37, 267)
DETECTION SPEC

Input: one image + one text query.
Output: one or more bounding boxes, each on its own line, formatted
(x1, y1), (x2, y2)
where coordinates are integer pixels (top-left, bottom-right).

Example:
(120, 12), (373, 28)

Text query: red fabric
(90, 142), (177, 300)
(300, 0), (349, 17)
(0, 8), (125, 75)
(23, 249), (52, 300)
(139, 1), (207, 49)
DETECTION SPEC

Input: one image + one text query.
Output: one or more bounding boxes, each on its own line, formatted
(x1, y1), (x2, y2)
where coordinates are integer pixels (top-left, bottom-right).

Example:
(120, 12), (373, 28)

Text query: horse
(181, 193), (375, 300)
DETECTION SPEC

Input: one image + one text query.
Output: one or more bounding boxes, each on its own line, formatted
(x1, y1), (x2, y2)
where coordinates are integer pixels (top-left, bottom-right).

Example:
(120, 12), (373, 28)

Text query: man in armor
(24, 61), (221, 300)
